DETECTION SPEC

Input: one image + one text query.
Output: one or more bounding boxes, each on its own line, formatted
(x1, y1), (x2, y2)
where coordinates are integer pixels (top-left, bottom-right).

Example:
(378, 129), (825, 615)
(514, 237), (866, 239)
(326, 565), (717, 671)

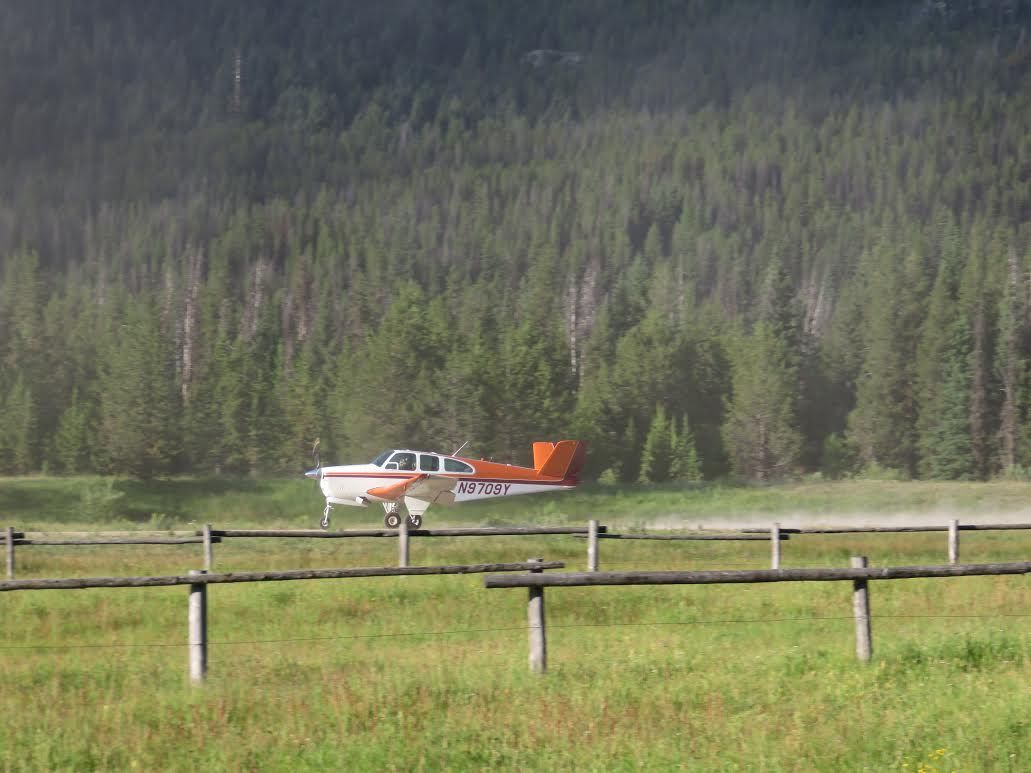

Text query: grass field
(7, 474), (1031, 530)
(3, 478), (1031, 770)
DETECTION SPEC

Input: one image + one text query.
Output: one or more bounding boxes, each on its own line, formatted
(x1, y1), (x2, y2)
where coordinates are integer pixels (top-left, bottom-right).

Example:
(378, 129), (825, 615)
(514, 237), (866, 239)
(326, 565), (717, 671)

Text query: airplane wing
(366, 475), (423, 501)
(404, 474), (458, 505)
(366, 474), (458, 504)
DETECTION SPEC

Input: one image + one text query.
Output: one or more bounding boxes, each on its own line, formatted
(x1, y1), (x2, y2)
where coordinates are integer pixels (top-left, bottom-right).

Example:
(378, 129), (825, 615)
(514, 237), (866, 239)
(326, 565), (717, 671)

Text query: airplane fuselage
(308, 442), (584, 528)
(317, 464), (574, 506)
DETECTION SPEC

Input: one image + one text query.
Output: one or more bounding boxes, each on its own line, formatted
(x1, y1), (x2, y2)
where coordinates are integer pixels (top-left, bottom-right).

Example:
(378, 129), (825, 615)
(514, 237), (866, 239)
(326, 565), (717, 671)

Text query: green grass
(6, 475), (1031, 531)
(3, 478), (1031, 770)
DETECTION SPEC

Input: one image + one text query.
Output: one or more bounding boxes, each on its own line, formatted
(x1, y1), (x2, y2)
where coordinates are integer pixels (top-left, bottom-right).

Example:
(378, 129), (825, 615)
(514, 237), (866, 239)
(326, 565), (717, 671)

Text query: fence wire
(4, 611), (1031, 652)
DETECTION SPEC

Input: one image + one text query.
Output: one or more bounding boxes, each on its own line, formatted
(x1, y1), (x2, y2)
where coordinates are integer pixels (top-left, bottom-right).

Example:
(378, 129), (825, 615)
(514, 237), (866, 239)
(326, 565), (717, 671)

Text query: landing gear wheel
(384, 512), (402, 528)
(320, 504), (332, 530)
(407, 513), (422, 529)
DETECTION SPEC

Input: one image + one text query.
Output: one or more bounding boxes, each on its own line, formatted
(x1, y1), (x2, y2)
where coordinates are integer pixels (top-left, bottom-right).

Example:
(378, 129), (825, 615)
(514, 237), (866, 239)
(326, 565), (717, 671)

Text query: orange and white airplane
(306, 440), (585, 529)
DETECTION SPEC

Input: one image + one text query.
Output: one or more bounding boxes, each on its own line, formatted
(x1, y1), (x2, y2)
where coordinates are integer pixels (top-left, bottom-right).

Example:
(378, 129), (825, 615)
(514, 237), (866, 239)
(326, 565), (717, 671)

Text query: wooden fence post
(527, 557), (547, 674)
(771, 523), (781, 569)
(203, 524), (214, 572)
(948, 519), (959, 565)
(188, 570), (208, 684)
(5, 527), (13, 580)
(398, 517), (409, 568)
(851, 556), (872, 663)
(587, 520), (599, 572)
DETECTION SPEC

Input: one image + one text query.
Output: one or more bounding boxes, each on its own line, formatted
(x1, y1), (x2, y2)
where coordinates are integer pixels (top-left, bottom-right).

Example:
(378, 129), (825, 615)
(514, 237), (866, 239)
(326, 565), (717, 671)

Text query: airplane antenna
(451, 441), (469, 456)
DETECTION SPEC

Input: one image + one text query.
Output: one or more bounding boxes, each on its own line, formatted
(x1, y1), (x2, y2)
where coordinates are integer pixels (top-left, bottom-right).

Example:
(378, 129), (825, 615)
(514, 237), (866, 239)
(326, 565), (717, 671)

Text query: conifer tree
(670, 414), (702, 482)
(51, 388), (92, 473)
(723, 324), (801, 480)
(0, 376), (36, 474)
(916, 260), (959, 477)
(96, 301), (181, 478)
(849, 243), (927, 476)
(922, 319), (976, 479)
(639, 404), (673, 483)
(995, 248), (1026, 473)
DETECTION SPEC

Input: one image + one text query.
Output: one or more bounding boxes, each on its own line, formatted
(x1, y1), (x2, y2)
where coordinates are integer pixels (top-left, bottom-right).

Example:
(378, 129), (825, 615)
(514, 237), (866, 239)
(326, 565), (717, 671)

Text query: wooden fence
(7, 550), (1031, 680)
(3, 524), (606, 578)
(2, 522), (784, 577)
(9, 519), (1031, 579)
(742, 520), (1031, 566)
(0, 560), (565, 682)
(484, 557), (1031, 672)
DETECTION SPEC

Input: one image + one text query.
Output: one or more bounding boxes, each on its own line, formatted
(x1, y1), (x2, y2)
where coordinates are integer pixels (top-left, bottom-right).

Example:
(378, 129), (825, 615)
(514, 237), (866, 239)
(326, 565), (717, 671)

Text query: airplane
(306, 440), (585, 529)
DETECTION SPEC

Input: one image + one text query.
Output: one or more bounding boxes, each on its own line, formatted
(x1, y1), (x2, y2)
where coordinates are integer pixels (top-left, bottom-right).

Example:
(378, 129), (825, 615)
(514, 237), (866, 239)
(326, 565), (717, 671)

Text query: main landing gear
(383, 504), (422, 529)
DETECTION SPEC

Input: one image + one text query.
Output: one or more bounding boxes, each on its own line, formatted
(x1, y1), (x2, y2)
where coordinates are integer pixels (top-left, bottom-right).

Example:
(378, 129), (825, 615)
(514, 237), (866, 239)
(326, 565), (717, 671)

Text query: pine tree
(0, 376), (36, 474)
(639, 404), (672, 483)
(995, 248), (1026, 473)
(670, 414), (702, 481)
(922, 319), (976, 479)
(51, 388), (92, 473)
(722, 324), (802, 480)
(96, 301), (181, 478)
(849, 243), (927, 476)
(277, 347), (322, 472)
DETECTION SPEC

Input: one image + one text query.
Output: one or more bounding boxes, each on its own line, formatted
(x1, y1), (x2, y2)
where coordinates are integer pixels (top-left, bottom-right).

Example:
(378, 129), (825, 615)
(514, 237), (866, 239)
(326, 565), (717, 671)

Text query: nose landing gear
(320, 503), (332, 530)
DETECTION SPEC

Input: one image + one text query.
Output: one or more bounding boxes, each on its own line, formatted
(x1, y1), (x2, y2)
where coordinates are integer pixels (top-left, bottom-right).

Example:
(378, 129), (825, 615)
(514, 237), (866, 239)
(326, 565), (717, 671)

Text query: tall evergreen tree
(849, 243), (927, 476)
(670, 414), (702, 482)
(995, 248), (1026, 473)
(96, 301), (181, 478)
(639, 404), (673, 484)
(723, 324), (802, 480)
(51, 388), (92, 473)
(922, 319), (976, 479)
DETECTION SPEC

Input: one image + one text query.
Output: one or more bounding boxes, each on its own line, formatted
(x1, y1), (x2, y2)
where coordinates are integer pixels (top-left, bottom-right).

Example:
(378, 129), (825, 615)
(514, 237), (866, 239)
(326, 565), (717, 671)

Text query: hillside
(2, 0), (1031, 481)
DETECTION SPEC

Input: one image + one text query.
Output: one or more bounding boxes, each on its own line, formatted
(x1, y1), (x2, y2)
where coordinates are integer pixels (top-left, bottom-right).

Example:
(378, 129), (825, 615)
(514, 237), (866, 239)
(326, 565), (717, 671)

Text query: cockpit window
(371, 450), (393, 467)
(390, 452), (417, 471)
(420, 454), (440, 472)
(443, 457), (474, 473)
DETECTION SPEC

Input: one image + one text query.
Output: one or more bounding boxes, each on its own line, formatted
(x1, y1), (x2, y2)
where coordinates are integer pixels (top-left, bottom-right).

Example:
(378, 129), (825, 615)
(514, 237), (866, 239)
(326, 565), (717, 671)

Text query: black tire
(384, 512), (402, 528)
(407, 513), (422, 529)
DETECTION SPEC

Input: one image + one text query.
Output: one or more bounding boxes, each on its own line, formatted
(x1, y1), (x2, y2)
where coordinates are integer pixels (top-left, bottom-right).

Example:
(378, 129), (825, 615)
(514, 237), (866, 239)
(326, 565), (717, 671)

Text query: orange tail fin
(535, 440), (585, 481)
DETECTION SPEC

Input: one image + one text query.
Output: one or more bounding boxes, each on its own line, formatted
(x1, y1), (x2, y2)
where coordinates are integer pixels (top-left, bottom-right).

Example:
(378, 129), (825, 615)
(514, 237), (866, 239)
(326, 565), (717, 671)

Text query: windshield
(371, 450), (393, 467)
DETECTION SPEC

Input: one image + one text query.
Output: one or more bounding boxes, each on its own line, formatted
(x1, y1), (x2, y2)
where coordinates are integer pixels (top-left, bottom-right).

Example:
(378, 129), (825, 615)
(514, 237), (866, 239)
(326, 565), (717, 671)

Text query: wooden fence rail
(0, 561), (566, 592)
(739, 520), (1031, 567)
(14, 537), (220, 546)
(206, 526), (606, 537)
(740, 523), (1031, 533)
(485, 558), (1031, 671)
(2, 524), (603, 578)
(11, 518), (1026, 579)
(484, 560), (1031, 587)
(582, 533), (785, 540)
(2, 559), (566, 684)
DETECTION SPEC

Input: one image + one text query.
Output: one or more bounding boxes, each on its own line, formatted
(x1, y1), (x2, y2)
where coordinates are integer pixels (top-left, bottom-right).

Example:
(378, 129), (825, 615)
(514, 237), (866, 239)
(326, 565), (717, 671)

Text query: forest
(2, 0), (1031, 482)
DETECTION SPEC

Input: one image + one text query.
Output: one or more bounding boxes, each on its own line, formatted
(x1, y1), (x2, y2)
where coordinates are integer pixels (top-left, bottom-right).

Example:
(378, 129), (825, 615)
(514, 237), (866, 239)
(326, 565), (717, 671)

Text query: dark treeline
(3, 0), (1031, 481)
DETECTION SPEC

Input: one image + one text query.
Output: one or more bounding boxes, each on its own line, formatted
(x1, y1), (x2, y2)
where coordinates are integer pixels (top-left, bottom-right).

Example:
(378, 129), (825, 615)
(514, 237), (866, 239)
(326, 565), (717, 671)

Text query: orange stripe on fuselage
(461, 458), (564, 481)
(324, 462), (566, 484)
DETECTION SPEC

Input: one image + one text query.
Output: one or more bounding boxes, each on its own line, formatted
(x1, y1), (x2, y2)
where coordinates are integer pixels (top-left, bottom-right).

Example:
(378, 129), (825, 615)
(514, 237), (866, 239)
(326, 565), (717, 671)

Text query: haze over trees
(2, 0), (1031, 481)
